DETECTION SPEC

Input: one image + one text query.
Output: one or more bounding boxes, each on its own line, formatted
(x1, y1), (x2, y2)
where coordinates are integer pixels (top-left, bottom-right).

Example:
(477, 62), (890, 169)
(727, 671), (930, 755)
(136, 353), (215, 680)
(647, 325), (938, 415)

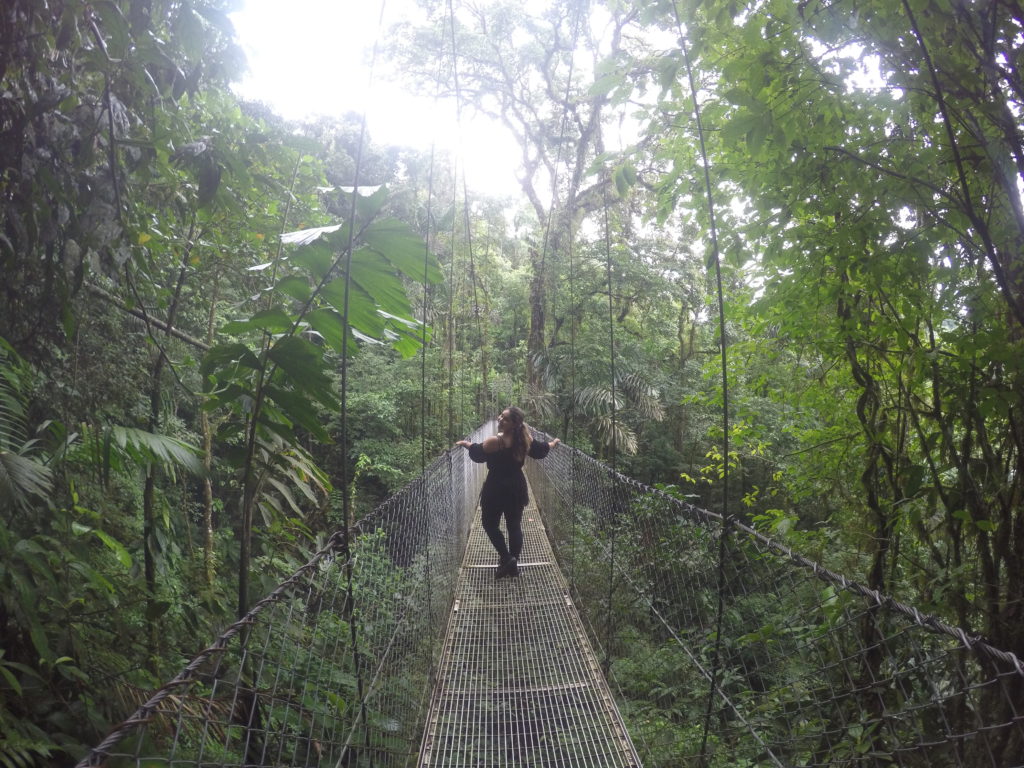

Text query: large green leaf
(265, 475), (303, 516)
(276, 275), (312, 302)
(221, 307), (294, 335)
(361, 218), (443, 284)
(289, 240), (338, 280)
(200, 343), (262, 382)
(320, 276), (387, 339)
(267, 336), (337, 408)
(280, 222), (344, 246)
(305, 308), (350, 354)
(264, 384), (330, 441)
(349, 184), (389, 222)
(350, 247), (414, 319)
(380, 313), (429, 359)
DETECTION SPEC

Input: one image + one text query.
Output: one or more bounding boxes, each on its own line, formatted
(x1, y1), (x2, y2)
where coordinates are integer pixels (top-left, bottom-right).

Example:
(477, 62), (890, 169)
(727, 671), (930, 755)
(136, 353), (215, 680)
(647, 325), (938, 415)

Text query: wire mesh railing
(526, 444), (1024, 768)
(80, 428), (1024, 768)
(77, 423), (490, 768)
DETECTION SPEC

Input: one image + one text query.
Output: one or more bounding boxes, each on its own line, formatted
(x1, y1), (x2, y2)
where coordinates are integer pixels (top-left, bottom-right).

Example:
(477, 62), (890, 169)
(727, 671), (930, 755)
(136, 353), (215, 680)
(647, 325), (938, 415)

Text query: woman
(456, 406), (560, 578)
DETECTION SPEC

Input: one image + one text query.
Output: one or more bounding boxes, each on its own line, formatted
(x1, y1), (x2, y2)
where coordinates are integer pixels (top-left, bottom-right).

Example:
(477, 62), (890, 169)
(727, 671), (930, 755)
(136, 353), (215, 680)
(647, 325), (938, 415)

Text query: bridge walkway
(418, 486), (642, 767)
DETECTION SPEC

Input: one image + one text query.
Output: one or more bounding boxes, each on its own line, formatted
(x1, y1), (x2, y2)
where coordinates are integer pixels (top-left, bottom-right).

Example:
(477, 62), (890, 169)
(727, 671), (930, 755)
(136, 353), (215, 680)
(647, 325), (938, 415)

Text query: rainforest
(1, 1), (1022, 765)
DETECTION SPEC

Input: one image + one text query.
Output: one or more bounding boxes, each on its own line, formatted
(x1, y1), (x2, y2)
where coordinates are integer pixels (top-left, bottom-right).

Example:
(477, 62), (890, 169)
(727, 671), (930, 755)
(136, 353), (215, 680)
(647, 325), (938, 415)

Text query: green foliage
(0, 0), (443, 757)
(3, 0), (1024, 760)
(0, 342), (54, 512)
(71, 424), (205, 481)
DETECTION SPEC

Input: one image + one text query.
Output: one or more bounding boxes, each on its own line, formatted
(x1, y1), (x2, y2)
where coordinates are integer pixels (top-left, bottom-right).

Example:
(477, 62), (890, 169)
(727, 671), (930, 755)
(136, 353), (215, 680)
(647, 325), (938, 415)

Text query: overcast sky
(229, 0), (522, 197)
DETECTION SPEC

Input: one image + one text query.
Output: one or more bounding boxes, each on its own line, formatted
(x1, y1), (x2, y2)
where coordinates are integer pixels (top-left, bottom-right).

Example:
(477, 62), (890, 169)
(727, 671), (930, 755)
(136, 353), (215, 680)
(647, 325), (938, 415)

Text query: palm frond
(0, 340), (29, 451)
(631, 392), (665, 422)
(0, 341), (52, 510)
(608, 370), (664, 422)
(617, 371), (656, 400)
(110, 427), (206, 476)
(529, 350), (563, 391)
(70, 425), (205, 479)
(523, 387), (559, 423)
(574, 386), (623, 416)
(0, 449), (54, 511)
(592, 414), (638, 456)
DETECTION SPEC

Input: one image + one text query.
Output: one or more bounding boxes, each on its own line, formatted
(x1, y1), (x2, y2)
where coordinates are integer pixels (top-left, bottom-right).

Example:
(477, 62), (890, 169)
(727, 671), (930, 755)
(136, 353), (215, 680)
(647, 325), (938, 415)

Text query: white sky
(229, 0), (523, 197)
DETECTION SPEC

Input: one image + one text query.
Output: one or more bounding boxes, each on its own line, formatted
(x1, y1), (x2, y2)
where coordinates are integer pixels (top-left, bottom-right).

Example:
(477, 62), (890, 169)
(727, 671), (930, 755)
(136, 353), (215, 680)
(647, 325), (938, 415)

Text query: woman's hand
(455, 440), (472, 448)
(549, 438), (561, 448)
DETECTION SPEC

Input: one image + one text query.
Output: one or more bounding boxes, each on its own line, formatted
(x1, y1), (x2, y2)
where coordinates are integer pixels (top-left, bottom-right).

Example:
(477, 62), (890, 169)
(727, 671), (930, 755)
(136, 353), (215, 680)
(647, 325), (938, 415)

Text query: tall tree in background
(394, 0), (640, 398)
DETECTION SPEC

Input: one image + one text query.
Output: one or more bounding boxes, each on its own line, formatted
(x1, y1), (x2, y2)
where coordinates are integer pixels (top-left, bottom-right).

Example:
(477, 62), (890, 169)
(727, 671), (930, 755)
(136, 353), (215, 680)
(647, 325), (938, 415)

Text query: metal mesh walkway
(419, 488), (642, 767)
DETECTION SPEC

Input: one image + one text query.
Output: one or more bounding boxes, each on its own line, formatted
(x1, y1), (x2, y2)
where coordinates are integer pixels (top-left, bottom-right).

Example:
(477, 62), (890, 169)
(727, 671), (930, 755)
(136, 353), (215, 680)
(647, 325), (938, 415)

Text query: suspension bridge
(77, 422), (1024, 768)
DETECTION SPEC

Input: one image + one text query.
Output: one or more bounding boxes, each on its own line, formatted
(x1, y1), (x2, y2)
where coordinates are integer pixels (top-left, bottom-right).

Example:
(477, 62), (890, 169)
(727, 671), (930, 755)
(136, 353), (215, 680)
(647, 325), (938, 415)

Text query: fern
(0, 338), (29, 451)
(0, 684), (55, 768)
(69, 424), (205, 480)
(0, 739), (52, 768)
(0, 340), (53, 511)
(593, 414), (639, 455)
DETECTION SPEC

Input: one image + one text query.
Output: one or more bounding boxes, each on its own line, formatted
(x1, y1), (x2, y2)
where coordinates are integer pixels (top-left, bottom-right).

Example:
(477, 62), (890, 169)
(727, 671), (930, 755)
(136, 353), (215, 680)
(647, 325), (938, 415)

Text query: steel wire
(80, 428), (1024, 768)
(526, 442), (1024, 767)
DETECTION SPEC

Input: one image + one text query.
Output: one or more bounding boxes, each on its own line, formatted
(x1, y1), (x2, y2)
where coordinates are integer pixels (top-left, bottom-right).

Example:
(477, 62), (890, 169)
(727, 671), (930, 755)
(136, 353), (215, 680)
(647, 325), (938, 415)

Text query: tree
(394, 0), (643, 398)
(621, 2), (1024, 754)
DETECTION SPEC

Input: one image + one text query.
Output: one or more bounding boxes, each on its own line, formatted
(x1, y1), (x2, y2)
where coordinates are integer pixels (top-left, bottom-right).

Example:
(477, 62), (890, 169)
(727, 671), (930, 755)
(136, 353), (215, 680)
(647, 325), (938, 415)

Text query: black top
(467, 438), (553, 509)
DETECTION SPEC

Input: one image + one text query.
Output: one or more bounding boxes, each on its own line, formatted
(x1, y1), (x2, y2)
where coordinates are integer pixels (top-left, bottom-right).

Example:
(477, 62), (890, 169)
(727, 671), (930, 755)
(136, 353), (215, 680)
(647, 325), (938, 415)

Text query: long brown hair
(503, 406), (530, 462)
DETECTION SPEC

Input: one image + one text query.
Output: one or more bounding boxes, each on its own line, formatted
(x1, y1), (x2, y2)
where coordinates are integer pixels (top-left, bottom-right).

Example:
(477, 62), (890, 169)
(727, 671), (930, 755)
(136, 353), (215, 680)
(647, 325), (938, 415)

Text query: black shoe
(495, 556), (518, 579)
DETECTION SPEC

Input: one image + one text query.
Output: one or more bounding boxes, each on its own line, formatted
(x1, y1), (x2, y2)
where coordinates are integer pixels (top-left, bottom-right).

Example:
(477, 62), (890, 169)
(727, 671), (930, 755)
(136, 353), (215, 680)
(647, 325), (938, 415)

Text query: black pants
(481, 499), (524, 560)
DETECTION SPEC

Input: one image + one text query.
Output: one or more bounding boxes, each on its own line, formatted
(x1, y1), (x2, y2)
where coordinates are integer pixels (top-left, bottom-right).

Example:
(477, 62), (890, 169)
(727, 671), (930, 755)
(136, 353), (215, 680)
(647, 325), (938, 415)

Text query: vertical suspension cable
(567, 209), (580, 592)
(462, 190), (485, 418)
(418, 0), (462, 709)
(535, 0), (584, 407)
(420, 119), (441, 714)
(441, 88), (458, 445)
(447, 156), (459, 442)
(446, 0), (488, 424)
(336, 1), (388, 761)
(669, 4), (730, 766)
(601, 188), (619, 675)
(527, 0), (584, 594)
(444, 0), (461, 442)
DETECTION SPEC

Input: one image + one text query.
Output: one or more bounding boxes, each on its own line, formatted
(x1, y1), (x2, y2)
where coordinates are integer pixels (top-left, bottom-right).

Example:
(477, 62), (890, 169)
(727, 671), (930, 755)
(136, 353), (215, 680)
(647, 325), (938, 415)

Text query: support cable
(446, 0), (488, 421)
(419, 118), (441, 725)
(417, 0), (460, 720)
(446, 0), (485, 421)
(536, 1), (584, 408)
(447, 154), (459, 443)
(336, 1), (387, 762)
(546, 1), (585, 594)
(601, 188), (619, 675)
(668, 4), (730, 766)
